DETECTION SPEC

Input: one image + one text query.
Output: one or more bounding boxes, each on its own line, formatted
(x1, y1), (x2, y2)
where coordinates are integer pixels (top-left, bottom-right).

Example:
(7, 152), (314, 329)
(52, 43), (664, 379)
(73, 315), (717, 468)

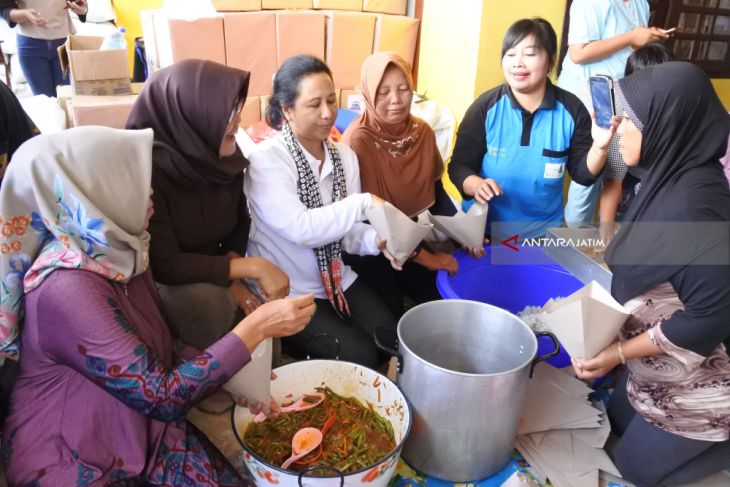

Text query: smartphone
(589, 75), (615, 130)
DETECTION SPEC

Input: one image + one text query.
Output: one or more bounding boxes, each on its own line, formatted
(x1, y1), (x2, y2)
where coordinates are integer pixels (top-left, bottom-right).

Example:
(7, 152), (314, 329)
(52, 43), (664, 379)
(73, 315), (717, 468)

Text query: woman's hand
(9, 8), (47, 26)
(230, 279), (263, 315)
(572, 340), (622, 380)
(591, 114), (621, 151)
(465, 237), (490, 259)
(630, 26), (668, 48)
(64, 0), (88, 15)
(232, 294), (316, 352)
(474, 178), (503, 204)
(251, 258), (290, 301)
(232, 256), (290, 301)
(375, 235), (403, 270)
(234, 372), (282, 419)
(413, 248), (458, 275)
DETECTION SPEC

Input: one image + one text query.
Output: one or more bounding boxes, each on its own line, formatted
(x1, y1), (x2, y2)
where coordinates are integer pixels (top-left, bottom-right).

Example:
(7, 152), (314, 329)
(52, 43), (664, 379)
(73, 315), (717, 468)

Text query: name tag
(544, 163), (565, 179)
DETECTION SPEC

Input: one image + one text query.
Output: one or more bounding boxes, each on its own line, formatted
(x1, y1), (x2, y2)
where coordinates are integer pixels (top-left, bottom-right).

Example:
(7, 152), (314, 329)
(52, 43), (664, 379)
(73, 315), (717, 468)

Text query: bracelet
(617, 342), (626, 365)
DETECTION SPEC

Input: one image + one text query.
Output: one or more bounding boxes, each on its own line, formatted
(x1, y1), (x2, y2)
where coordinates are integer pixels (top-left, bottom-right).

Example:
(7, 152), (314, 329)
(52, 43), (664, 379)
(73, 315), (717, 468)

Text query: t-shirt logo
(544, 162), (565, 179)
(487, 144), (506, 158)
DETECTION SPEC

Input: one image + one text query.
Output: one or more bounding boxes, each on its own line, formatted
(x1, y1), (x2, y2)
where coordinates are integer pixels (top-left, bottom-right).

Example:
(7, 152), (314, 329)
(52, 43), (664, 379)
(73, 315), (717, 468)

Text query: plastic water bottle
(100, 27), (127, 50)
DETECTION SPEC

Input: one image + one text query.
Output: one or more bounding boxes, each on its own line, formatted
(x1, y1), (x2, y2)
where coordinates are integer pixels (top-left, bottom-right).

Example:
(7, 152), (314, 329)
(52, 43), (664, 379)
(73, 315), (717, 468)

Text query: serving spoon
(281, 427), (324, 470)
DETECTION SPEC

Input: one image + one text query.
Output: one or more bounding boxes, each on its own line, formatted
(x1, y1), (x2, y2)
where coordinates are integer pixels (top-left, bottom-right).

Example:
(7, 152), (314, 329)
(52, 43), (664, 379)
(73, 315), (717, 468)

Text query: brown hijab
(342, 52), (443, 217)
(126, 59), (250, 188)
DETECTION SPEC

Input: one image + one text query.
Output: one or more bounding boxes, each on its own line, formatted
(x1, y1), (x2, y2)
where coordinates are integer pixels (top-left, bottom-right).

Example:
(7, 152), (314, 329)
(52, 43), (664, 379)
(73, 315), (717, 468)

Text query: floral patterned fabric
(0, 127), (153, 359)
(2, 268), (252, 485)
(0, 127), (254, 485)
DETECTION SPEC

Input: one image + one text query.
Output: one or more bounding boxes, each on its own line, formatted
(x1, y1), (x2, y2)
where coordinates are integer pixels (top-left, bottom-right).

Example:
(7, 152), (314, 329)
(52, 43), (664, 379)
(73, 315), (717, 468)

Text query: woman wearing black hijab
(573, 62), (730, 486)
(0, 80), (38, 185)
(126, 60), (292, 357)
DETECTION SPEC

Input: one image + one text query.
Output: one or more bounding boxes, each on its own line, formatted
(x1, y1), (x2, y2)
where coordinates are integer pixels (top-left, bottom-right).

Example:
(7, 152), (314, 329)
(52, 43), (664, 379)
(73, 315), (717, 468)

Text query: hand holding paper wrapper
(365, 202), (432, 267)
(541, 281), (629, 360)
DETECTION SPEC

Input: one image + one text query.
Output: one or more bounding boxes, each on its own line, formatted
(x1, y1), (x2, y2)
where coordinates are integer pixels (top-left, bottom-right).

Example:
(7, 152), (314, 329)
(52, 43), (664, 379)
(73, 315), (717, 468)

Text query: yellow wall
(416, 0), (484, 122)
(711, 79), (730, 111)
(476, 0), (566, 95)
(113, 0), (163, 73)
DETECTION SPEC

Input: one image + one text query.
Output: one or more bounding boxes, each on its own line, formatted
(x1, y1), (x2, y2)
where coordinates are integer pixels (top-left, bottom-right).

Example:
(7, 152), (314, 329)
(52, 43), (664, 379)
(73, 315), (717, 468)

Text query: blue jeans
(16, 34), (69, 97)
(564, 177), (603, 226)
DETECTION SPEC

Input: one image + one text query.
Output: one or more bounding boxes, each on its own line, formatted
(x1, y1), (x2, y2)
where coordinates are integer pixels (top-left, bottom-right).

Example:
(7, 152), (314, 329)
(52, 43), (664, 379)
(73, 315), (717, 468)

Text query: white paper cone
(365, 202), (432, 266)
(223, 337), (272, 413)
(542, 281), (629, 359)
(428, 202), (488, 248)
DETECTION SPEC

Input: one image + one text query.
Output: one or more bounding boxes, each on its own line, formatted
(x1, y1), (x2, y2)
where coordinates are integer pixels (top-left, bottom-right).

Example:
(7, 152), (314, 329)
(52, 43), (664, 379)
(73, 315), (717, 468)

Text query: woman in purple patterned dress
(0, 126), (315, 485)
(573, 63), (730, 486)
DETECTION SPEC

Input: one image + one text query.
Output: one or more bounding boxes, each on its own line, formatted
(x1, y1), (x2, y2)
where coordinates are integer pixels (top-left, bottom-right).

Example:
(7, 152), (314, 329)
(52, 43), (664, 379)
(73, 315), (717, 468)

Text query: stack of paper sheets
(517, 363), (620, 487)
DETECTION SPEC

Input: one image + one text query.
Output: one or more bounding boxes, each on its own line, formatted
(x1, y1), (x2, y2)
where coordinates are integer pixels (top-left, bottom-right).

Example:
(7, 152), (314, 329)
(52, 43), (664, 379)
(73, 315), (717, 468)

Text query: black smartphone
(589, 75), (615, 129)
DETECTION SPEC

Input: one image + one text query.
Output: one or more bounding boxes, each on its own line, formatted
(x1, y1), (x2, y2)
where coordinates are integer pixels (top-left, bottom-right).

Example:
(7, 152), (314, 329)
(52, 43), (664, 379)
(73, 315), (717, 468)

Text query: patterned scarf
(0, 127), (153, 359)
(281, 123), (350, 317)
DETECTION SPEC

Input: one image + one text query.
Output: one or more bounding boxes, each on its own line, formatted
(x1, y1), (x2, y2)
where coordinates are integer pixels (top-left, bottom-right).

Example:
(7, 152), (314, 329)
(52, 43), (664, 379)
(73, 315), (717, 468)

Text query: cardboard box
(363, 0), (406, 15)
(154, 14), (227, 68)
(325, 11), (376, 89)
(240, 96), (261, 129)
(262, 0), (311, 8)
(339, 88), (364, 112)
(58, 82), (144, 126)
(276, 11), (325, 65)
(224, 12), (277, 96)
(313, 0), (361, 10)
(70, 94), (138, 129)
(260, 94), (271, 118)
(213, 0), (261, 11)
(58, 35), (131, 96)
(373, 14), (419, 68)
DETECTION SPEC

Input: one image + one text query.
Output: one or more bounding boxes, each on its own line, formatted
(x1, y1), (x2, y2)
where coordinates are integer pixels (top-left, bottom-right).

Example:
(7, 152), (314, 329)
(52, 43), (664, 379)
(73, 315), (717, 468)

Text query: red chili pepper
(321, 414), (336, 435)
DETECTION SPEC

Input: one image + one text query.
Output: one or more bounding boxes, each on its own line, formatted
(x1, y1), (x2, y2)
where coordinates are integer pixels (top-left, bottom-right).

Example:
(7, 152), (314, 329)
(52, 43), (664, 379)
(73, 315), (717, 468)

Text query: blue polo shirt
(449, 81), (595, 239)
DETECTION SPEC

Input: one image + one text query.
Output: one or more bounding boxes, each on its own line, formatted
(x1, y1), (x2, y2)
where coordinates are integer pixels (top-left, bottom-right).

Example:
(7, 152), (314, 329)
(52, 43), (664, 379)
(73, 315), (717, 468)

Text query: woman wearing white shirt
(245, 55), (398, 368)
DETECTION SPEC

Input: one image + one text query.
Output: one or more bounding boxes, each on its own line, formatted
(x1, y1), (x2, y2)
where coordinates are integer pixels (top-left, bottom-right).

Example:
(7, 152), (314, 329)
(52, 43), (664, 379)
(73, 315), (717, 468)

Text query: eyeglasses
(228, 98), (245, 124)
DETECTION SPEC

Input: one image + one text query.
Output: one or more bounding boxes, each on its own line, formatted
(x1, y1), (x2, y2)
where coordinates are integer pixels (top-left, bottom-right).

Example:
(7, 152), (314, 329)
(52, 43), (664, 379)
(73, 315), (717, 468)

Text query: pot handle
(373, 327), (403, 373)
(530, 331), (560, 378)
(297, 465), (345, 487)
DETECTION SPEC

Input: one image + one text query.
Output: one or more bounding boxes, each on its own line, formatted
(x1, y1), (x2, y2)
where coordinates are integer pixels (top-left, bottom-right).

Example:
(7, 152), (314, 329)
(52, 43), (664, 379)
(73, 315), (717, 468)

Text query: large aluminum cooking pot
(232, 359), (412, 487)
(376, 300), (558, 482)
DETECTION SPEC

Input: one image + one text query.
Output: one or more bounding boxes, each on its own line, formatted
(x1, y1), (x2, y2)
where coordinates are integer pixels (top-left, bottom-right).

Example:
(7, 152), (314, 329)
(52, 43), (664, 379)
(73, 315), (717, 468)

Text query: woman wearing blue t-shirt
(449, 18), (615, 246)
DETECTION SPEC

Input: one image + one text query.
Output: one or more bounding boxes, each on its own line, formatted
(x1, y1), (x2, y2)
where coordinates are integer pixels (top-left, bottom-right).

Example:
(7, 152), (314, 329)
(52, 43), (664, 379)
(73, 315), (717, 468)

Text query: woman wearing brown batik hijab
(126, 59), (290, 352)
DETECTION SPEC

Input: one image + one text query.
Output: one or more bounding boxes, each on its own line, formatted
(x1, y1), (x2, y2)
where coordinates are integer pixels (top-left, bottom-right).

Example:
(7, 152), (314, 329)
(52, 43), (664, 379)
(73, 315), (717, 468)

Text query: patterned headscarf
(281, 122), (350, 317)
(0, 127), (154, 359)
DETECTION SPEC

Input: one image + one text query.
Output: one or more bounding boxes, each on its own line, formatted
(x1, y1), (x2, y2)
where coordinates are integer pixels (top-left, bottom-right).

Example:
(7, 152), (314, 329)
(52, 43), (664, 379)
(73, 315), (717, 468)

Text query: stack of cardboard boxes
(58, 35), (138, 129)
(142, 0), (418, 129)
